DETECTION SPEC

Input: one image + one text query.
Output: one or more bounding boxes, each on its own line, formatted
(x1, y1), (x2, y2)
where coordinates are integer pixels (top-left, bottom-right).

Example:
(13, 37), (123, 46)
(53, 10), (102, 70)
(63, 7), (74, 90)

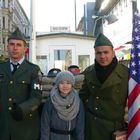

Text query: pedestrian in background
(0, 28), (42, 140)
(41, 71), (85, 140)
(79, 33), (128, 140)
(68, 65), (81, 75)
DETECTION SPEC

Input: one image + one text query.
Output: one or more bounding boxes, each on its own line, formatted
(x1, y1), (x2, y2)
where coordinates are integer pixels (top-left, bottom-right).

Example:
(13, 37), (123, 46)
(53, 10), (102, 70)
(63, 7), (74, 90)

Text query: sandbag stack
(74, 74), (84, 91)
(40, 76), (55, 103)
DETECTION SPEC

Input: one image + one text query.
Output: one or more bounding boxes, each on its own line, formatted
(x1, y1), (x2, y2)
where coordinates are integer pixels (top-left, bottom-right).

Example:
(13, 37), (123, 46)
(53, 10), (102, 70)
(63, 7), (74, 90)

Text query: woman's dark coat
(41, 97), (85, 140)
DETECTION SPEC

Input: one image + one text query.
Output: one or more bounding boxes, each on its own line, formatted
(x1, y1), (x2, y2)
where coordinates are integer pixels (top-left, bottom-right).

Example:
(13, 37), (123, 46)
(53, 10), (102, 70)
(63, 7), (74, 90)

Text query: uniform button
(29, 114), (32, 117)
(8, 98), (12, 101)
(86, 99), (88, 102)
(116, 90), (119, 93)
(10, 81), (13, 84)
(95, 107), (98, 110)
(8, 107), (12, 110)
(94, 117), (97, 120)
(92, 86), (94, 88)
(22, 81), (25, 83)
(96, 96), (99, 99)
(116, 102), (119, 104)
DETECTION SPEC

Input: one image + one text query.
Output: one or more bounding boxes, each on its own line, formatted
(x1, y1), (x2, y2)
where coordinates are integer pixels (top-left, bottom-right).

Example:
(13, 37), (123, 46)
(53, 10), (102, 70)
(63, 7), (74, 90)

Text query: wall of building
(103, 0), (132, 48)
(102, 0), (133, 60)
(0, 0), (30, 56)
(84, 2), (95, 36)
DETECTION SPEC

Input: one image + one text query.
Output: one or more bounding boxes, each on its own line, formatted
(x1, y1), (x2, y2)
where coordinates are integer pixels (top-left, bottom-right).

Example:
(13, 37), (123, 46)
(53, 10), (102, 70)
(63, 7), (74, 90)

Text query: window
(2, 17), (5, 29)
(54, 49), (72, 70)
(2, 0), (5, 7)
(36, 55), (48, 75)
(78, 55), (90, 72)
(2, 37), (5, 45)
(0, 18), (2, 29)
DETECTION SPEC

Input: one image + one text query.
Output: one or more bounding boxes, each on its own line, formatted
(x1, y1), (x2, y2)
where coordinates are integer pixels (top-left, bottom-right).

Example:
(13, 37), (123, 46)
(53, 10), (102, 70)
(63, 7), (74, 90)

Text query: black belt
(50, 128), (74, 135)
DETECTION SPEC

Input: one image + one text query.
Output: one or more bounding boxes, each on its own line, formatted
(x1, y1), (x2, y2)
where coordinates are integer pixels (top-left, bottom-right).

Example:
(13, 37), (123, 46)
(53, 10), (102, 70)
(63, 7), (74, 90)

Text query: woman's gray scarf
(50, 86), (80, 121)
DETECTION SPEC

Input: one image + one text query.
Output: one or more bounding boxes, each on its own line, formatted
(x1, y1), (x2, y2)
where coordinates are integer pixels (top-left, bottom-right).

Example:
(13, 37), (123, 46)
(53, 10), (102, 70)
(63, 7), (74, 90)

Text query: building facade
(77, 0), (134, 61)
(84, 2), (95, 36)
(0, 0), (30, 57)
(77, 2), (95, 36)
(101, 0), (133, 60)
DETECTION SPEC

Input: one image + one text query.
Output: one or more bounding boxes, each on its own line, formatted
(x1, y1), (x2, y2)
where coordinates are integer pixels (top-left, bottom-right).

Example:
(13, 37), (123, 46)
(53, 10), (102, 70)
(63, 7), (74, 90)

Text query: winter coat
(79, 63), (128, 140)
(0, 59), (42, 140)
(41, 96), (85, 140)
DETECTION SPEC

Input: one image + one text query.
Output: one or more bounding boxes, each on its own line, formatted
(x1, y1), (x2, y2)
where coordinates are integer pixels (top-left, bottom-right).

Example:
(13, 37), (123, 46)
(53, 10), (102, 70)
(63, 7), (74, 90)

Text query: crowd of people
(0, 28), (128, 140)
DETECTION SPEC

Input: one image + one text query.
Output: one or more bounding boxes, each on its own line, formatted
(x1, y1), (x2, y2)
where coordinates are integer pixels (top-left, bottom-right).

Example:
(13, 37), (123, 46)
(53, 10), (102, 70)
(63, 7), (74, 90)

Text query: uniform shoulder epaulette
(116, 63), (129, 78)
(84, 64), (95, 73)
(26, 60), (34, 65)
(118, 62), (129, 71)
(26, 60), (38, 67)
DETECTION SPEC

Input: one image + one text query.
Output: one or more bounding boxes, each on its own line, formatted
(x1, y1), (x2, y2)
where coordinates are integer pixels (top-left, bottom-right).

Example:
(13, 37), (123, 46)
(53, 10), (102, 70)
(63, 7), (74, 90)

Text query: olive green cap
(8, 28), (26, 44)
(94, 33), (113, 48)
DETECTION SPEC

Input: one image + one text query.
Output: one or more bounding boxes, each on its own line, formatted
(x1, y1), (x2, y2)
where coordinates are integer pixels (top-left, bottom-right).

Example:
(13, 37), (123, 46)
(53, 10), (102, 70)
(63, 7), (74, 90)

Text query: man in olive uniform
(0, 28), (42, 140)
(79, 33), (128, 140)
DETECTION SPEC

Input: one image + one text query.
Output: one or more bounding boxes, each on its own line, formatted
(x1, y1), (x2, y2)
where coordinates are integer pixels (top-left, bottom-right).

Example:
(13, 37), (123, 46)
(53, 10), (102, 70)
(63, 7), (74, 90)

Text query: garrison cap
(8, 28), (26, 44)
(94, 33), (113, 48)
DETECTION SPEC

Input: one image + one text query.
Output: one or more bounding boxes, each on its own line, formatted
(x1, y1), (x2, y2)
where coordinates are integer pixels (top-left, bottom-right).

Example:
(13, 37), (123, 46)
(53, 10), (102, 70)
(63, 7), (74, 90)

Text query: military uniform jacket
(80, 63), (128, 140)
(0, 59), (42, 140)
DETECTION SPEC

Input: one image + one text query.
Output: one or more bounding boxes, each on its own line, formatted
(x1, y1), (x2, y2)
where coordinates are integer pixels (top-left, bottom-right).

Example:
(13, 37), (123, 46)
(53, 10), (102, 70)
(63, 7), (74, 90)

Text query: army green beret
(94, 33), (113, 48)
(8, 28), (26, 44)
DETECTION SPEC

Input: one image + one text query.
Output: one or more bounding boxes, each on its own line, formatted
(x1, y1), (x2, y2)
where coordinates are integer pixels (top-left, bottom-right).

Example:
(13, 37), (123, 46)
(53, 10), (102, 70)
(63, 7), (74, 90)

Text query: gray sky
(19, 0), (95, 32)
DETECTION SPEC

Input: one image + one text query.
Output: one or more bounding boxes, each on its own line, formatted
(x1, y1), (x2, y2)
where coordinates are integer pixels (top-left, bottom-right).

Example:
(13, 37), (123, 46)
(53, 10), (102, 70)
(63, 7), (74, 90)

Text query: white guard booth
(36, 32), (95, 75)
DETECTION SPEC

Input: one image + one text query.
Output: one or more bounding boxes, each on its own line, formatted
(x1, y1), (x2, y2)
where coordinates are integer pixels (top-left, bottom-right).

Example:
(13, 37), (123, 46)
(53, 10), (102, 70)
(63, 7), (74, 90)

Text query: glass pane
(78, 55), (90, 72)
(36, 55), (48, 75)
(54, 50), (72, 70)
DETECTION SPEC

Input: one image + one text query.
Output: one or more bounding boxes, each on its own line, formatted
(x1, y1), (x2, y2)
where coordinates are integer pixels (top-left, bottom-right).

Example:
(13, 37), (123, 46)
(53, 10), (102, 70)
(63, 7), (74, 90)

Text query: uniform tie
(11, 63), (19, 74)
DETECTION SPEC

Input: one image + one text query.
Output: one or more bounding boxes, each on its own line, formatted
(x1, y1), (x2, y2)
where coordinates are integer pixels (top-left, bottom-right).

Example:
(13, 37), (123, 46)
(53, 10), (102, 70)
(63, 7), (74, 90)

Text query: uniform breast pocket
(17, 80), (30, 90)
(16, 80), (31, 98)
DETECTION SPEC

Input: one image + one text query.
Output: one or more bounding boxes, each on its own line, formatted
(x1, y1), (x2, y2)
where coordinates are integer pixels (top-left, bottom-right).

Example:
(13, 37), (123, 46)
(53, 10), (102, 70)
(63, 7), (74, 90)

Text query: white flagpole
(29, 0), (36, 63)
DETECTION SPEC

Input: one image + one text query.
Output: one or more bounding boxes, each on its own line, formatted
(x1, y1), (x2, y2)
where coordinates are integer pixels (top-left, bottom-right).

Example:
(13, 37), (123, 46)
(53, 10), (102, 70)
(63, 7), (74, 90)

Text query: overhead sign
(50, 26), (70, 32)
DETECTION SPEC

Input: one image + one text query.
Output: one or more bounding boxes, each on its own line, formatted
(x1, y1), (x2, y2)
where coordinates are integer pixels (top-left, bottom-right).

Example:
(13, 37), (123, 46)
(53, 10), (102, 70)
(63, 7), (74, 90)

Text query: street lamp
(92, 14), (118, 37)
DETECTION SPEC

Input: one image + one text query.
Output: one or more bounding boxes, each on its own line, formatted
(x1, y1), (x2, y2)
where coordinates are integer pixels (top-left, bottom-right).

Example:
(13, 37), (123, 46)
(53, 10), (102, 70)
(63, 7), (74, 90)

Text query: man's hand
(11, 101), (23, 121)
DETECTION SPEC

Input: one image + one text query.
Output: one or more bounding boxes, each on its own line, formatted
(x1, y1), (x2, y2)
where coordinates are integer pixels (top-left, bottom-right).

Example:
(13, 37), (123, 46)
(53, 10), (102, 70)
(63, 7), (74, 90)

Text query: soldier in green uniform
(79, 33), (128, 140)
(0, 28), (42, 140)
